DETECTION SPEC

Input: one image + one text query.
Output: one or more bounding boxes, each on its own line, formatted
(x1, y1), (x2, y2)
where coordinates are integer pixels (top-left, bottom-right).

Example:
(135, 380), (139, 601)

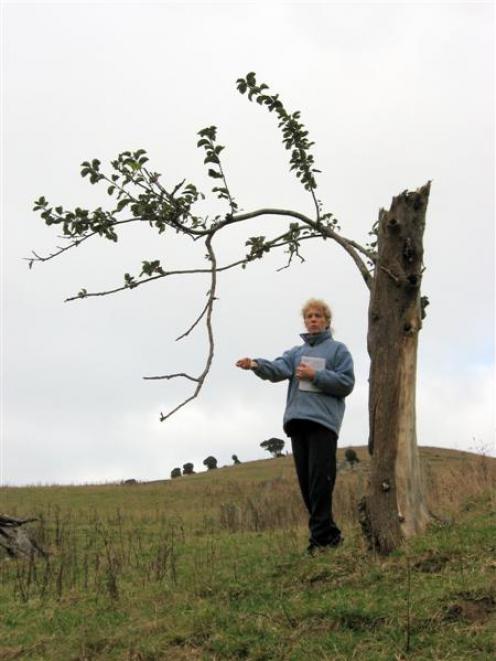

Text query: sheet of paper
(298, 356), (325, 392)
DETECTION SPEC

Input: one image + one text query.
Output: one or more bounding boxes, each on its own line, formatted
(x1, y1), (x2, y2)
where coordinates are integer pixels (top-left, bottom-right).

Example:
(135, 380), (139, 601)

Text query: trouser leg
(306, 424), (340, 545)
(290, 432), (311, 514)
(290, 421), (340, 546)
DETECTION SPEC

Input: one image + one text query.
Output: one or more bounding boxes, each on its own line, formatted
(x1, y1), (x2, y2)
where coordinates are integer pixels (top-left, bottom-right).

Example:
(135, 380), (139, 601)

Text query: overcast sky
(1, 0), (494, 485)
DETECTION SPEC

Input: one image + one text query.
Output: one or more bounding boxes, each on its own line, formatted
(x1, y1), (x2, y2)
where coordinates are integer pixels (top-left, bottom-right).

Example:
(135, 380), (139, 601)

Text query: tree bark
(363, 182), (431, 554)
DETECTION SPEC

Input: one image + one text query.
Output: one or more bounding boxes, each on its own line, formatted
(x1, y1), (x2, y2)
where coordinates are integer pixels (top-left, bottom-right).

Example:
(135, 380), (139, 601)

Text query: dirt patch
(413, 553), (452, 573)
(443, 593), (495, 624)
(0, 644), (47, 661)
(337, 611), (386, 631)
(0, 648), (24, 661)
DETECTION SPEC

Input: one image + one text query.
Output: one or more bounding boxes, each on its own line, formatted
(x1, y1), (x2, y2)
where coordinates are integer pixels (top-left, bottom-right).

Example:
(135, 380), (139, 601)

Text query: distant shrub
(345, 448), (360, 467)
(170, 467), (182, 479)
(232, 454), (241, 465)
(182, 462), (195, 475)
(260, 438), (285, 458)
(203, 456), (218, 470)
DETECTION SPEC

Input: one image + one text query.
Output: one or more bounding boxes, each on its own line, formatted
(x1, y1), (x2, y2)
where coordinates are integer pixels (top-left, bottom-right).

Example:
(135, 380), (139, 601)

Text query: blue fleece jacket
(253, 330), (355, 437)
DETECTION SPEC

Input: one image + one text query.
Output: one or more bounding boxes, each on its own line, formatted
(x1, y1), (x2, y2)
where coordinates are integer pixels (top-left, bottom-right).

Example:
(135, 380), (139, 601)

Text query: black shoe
(327, 534), (343, 548)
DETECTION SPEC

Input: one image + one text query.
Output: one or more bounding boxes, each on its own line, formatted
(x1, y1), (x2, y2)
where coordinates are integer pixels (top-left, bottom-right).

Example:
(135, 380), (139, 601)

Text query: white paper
(298, 356), (325, 392)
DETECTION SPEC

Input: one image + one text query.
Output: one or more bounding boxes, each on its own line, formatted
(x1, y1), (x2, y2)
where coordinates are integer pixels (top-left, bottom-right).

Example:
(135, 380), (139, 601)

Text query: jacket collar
(300, 329), (332, 346)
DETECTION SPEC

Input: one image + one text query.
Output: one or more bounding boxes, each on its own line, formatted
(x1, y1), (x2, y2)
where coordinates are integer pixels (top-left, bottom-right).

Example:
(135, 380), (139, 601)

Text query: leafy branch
(197, 126), (238, 214)
(236, 71), (323, 221)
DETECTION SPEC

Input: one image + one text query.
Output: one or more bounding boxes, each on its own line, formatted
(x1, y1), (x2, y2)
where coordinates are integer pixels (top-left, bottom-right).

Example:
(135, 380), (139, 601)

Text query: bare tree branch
(64, 267), (214, 302)
(322, 226), (373, 288)
(175, 299), (212, 341)
(143, 373), (199, 383)
(145, 234), (218, 422)
(380, 265), (401, 285)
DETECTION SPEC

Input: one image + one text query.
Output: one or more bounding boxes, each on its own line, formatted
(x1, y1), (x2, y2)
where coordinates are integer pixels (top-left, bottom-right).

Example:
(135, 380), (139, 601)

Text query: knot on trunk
(406, 274), (421, 288)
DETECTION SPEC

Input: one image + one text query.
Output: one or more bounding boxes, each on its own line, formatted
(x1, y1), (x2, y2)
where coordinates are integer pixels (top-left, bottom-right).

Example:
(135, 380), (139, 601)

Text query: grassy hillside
(1, 448), (494, 660)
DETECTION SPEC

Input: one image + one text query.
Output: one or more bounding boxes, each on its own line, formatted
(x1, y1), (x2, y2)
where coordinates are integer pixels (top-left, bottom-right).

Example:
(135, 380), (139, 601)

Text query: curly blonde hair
(301, 298), (332, 329)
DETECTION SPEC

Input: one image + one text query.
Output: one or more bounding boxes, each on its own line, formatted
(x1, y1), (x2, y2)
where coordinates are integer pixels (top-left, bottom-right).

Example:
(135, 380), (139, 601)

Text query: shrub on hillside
(203, 456), (218, 470)
(260, 438), (285, 458)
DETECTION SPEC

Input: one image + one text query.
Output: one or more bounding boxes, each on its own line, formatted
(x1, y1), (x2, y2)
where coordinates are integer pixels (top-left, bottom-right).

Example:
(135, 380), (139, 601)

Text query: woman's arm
(236, 358), (258, 370)
(252, 349), (296, 382)
(236, 349), (296, 383)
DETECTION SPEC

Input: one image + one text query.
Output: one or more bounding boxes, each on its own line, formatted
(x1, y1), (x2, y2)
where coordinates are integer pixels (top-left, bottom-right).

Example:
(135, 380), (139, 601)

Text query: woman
(236, 298), (354, 553)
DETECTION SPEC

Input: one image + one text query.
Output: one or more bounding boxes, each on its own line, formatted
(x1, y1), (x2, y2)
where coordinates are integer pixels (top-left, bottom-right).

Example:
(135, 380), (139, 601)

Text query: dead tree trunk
(0, 515), (47, 559)
(363, 182), (431, 554)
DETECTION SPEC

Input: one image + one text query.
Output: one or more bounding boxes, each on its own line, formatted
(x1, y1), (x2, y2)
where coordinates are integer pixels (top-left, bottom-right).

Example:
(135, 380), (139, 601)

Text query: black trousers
(288, 419), (340, 546)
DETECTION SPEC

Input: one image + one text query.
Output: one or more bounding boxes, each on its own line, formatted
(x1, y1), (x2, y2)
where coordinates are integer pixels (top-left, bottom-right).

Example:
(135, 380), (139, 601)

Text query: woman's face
(303, 307), (328, 334)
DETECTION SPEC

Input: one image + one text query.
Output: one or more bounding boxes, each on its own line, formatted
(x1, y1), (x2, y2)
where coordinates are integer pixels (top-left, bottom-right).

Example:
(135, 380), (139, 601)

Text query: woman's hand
(236, 357), (254, 370)
(295, 362), (316, 381)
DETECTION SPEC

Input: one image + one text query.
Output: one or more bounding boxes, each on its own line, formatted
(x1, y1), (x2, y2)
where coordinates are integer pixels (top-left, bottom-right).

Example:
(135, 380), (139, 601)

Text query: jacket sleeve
(252, 348), (296, 383)
(312, 343), (355, 397)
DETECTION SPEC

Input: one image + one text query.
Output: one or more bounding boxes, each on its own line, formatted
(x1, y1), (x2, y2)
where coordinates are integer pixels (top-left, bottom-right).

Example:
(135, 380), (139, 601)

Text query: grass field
(1, 447), (495, 660)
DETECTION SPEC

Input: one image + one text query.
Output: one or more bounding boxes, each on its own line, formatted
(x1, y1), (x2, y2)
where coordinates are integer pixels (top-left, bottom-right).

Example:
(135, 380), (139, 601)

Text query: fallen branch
(0, 515), (47, 559)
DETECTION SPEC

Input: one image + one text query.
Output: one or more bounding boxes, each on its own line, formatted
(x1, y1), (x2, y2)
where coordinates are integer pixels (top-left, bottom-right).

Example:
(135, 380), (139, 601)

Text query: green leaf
(236, 80), (247, 94)
(116, 198), (131, 212)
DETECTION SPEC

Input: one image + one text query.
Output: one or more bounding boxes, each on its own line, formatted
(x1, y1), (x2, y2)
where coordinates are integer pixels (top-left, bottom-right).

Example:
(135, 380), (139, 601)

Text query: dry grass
(2, 446), (493, 540)
(216, 446), (496, 535)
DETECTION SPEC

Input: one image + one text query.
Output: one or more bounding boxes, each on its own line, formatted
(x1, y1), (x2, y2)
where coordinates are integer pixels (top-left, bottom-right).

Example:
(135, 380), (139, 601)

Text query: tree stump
(0, 515), (47, 559)
(364, 182), (432, 554)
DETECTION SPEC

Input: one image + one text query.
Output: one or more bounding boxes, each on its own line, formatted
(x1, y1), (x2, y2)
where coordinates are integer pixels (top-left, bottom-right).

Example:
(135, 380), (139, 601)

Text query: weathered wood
(0, 514), (47, 559)
(364, 182), (431, 553)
